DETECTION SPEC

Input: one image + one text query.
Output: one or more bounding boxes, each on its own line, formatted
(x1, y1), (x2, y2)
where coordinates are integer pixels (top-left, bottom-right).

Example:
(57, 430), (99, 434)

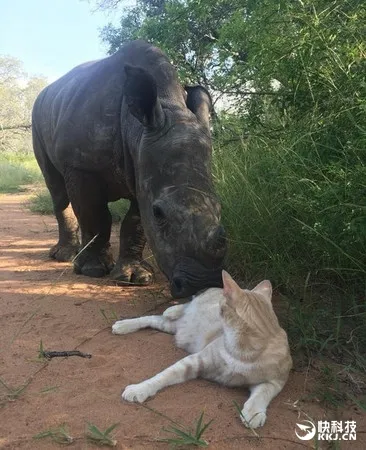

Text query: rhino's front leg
(66, 168), (114, 278)
(110, 200), (154, 285)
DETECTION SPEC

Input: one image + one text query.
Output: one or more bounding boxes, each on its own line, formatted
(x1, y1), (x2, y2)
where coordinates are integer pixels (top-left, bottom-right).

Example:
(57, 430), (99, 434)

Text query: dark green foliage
(213, 117), (366, 291)
(0, 152), (42, 193)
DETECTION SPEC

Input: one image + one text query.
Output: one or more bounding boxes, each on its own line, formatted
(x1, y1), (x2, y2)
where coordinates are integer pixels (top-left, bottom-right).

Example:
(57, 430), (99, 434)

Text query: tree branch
(223, 90), (283, 96)
(0, 123), (31, 131)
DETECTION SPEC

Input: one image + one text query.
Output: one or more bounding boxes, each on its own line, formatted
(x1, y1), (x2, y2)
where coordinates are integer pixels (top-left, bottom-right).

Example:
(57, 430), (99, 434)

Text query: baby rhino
(112, 271), (292, 428)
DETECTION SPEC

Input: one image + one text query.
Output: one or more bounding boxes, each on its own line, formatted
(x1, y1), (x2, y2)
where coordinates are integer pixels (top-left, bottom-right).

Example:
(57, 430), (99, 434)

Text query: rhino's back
(32, 40), (180, 173)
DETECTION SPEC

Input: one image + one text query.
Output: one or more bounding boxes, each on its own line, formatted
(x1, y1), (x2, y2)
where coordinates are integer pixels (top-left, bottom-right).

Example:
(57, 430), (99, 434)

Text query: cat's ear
(252, 280), (272, 302)
(222, 270), (241, 299)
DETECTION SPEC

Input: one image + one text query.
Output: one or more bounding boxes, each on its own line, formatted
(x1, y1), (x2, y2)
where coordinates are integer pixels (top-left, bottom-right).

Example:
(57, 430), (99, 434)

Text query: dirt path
(0, 192), (364, 449)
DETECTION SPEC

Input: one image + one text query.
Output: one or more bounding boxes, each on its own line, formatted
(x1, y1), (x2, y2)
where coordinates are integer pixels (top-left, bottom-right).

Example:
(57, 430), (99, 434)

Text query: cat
(112, 270), (292, 428)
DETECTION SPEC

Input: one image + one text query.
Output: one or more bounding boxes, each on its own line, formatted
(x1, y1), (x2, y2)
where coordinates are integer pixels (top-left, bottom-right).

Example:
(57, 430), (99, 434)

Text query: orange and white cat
(112, 271), (292, 428)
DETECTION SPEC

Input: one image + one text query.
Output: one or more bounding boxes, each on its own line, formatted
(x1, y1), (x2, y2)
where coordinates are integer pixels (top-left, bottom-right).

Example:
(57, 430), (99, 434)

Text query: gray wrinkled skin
(32, 40), (226, 298)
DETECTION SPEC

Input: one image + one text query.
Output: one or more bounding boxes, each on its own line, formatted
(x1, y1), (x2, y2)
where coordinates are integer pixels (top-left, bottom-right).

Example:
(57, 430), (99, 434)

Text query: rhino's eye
(153, 204), (166, 223)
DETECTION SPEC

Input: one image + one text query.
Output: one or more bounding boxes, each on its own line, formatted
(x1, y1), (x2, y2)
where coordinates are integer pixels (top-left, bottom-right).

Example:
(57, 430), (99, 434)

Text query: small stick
(41, 350), (92, 360)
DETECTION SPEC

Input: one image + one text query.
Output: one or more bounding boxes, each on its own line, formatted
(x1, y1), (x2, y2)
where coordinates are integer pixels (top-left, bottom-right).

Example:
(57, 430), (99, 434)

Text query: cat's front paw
(241, 405), (267, 428)
(112, 320), (135, 335)
(122, 383), (152, 403)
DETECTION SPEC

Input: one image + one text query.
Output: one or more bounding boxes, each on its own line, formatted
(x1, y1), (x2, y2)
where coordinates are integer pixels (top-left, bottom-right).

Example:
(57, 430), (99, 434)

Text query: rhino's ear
(185, 85), (212, 129)
(124, 64), (164, 129)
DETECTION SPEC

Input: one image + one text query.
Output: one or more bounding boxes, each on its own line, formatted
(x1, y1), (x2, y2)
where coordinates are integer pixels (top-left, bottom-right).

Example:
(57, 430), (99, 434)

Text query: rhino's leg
(50, 198), (80, 262)
(110, 200), (154, 285)
(65, 169), (114, 278)
(34, 145), (80, 261)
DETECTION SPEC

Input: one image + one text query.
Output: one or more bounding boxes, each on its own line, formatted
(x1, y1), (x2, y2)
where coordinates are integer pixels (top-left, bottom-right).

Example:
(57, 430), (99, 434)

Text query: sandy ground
(0, 192), (365, 450)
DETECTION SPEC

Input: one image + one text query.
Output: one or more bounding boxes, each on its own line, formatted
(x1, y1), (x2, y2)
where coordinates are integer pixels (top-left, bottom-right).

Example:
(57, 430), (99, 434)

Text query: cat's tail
(163, 304), (185, 320)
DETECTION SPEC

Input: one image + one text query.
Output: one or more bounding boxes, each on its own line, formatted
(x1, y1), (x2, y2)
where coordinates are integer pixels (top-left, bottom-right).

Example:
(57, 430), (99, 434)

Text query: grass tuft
(0, 377), (30, 404)
(160, 412), (213, 448)
(29, 190), (53, 214)
(86, 422), (119, 447)
(34, 424), (74, 445)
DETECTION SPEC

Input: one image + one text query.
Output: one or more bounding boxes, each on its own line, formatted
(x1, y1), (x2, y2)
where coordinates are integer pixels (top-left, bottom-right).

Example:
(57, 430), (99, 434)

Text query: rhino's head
(124, 64), (227, 298)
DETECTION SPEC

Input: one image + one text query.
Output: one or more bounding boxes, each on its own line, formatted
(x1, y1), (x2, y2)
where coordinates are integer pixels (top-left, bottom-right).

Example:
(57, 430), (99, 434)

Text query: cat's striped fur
(112, 271), (292, 428)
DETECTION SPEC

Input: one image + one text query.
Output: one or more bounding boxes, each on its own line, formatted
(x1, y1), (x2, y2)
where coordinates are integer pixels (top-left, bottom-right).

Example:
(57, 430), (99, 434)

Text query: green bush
(29, 190), (53, 214)
(29, 189), (129, 223)
(0, 153), (42, 193)
(214, 127), (366, 290)
(108, 199), (129, 223)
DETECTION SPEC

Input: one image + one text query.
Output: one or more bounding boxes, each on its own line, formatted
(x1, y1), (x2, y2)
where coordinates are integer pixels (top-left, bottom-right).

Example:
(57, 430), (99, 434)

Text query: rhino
(32, 40), (226, 298)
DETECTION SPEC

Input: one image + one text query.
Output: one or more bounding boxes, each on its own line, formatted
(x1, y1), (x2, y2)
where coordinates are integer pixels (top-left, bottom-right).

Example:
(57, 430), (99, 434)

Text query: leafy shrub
(29, 188), (129, 223)
(0, 153), (42, 192)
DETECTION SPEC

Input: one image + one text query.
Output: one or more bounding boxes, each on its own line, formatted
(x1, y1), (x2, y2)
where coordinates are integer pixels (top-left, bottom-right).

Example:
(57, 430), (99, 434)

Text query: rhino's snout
(170, 269), (223, 298)
(169, 225), (226, 298)
(170, 256), (224, 298)
(170, 274), (202, 298)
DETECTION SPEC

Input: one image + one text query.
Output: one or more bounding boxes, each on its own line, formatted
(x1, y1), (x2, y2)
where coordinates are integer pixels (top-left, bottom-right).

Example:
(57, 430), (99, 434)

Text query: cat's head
(220, 270), (281, 341)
